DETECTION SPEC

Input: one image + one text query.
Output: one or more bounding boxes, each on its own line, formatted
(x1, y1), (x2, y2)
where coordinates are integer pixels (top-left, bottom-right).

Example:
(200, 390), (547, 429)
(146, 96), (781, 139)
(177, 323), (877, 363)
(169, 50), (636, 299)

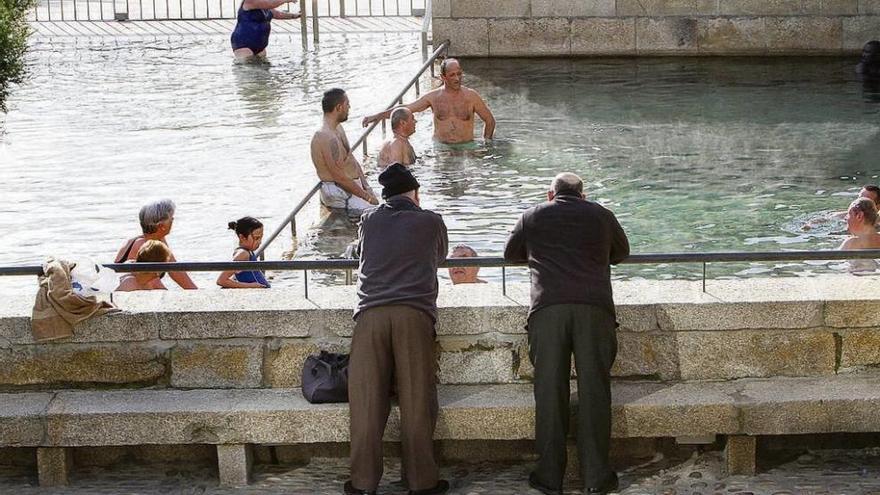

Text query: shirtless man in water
(377, 107), (417, 169)
(311, 88), (378, 214)
(362, 58), (495, 144)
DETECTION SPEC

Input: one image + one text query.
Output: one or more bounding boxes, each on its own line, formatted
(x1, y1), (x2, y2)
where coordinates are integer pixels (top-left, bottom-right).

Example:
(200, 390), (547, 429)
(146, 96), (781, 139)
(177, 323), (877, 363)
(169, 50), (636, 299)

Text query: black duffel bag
(301, 351), (350, 403)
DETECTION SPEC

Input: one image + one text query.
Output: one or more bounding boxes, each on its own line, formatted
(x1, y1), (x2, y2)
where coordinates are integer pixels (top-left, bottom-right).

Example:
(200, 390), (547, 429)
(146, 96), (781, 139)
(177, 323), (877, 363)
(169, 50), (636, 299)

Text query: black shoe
(343, 480), (377, 495)
(528, 472), (563, 495)
(408, 479), (450, 495)
(584, 472), (619, 495)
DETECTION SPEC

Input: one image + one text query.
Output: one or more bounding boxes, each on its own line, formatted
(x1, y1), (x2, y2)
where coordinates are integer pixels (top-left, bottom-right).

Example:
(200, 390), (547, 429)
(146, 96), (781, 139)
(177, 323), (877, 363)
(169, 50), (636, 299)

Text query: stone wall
(1, 275), (878, 390)
(432, 0), (880, 56)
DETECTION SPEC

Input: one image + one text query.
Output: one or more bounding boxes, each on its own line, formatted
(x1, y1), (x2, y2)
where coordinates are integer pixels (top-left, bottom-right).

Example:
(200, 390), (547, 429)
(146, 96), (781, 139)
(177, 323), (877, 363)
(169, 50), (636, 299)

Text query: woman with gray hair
(114, 199), (197, 289)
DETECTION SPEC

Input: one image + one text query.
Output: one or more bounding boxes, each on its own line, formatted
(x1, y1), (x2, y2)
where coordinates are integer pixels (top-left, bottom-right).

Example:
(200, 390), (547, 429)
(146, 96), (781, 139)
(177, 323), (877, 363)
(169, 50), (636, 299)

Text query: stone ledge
(3, 373), (878, 447)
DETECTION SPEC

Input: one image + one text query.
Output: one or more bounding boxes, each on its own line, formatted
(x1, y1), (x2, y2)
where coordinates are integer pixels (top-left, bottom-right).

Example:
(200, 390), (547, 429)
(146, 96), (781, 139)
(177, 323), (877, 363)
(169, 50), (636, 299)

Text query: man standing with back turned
(504, 173), (629, 495)
(346, 164), (450, 495)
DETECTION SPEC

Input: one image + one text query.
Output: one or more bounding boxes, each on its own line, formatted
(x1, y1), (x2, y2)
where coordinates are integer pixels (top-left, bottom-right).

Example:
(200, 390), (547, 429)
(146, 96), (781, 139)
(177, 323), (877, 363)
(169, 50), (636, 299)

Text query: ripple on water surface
(2, 38), (880, 290)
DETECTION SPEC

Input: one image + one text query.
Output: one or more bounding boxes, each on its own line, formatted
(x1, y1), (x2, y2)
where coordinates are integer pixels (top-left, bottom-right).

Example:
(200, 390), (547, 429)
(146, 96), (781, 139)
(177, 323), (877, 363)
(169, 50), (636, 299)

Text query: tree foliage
(0, 0), (34, 113)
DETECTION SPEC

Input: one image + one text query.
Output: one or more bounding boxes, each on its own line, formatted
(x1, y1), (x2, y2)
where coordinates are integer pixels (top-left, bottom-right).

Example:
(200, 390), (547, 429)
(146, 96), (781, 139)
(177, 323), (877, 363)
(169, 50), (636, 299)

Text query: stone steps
(4, 373), (880, 485)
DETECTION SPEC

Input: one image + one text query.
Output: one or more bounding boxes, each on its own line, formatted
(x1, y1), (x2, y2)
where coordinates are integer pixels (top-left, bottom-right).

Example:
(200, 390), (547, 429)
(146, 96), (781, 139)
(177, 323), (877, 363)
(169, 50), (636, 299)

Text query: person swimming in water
(840, 197), (880, 273)
(231, 0), (300, 61)
(362, 58), (496, 145)
(856, 40), (880, 79)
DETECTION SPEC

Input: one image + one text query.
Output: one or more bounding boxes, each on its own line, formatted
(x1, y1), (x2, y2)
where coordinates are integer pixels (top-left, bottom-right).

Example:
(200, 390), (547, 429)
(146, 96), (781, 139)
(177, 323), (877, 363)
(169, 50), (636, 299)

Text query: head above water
(857, 40), (880, 76)
(390, 107), (416, 136)
(322, 88), (350, 122)
(139, 199), (176, 235)
(860, 185), (880, 207)
(440, 58), (463, 90)
(448, 244), (481, 285)
(548, 172), (585, 201)
(847, 197), (878, 228)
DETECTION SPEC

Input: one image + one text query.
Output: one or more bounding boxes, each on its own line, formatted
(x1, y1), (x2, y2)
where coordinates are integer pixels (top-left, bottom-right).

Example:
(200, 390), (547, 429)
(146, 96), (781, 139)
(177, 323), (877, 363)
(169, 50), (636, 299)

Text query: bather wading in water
(839, 197), (880, 273)
(856, 40), (880, 79)
(230, 0), (300, 62)
(361, 58), (496, 145)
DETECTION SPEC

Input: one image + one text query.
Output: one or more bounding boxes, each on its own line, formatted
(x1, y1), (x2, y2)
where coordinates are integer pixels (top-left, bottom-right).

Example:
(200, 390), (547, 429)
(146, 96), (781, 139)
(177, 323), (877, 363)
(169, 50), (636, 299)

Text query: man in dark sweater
(345, 163), (450, 495)
(504, 172), (629, 495)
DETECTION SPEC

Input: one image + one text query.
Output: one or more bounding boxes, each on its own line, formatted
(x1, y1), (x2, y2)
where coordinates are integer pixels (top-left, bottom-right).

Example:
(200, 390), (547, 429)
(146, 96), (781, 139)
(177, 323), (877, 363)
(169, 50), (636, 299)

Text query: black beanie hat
(378, 163), (420, 199)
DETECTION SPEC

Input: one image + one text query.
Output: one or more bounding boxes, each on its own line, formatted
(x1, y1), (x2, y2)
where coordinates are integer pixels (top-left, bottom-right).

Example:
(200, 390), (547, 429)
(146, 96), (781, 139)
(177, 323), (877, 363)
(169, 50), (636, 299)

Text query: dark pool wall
(432, 0), (880, 57)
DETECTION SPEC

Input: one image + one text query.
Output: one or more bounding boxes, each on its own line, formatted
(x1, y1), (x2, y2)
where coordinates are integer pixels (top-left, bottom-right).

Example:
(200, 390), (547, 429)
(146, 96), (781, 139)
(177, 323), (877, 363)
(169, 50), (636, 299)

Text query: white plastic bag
(70, 260), (119, 297)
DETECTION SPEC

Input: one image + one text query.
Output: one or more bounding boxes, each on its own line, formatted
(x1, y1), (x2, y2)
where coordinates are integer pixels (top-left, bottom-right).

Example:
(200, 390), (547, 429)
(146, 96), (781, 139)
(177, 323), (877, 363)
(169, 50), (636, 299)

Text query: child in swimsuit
(216, 216), (271, 288)
(116, 240), (172, 292)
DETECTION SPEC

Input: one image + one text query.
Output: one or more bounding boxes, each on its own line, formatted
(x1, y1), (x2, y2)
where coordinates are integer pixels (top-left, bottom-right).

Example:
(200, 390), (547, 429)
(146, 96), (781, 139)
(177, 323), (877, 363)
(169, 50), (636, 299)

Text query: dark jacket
(355, 196), (448, 322)
(503, 193), (629, 319)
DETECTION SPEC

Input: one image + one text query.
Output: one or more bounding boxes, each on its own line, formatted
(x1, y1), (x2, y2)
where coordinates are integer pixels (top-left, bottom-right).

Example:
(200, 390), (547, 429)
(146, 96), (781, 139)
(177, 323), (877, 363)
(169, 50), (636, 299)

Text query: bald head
(550, 173), (584, 196)
(390, 107), (413, 131)
(440, 58), (460, 76)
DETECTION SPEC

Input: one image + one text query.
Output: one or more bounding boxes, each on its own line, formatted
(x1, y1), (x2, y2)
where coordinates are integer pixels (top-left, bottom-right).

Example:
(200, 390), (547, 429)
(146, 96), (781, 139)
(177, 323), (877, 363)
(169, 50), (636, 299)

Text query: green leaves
(0, 0), (34, 113)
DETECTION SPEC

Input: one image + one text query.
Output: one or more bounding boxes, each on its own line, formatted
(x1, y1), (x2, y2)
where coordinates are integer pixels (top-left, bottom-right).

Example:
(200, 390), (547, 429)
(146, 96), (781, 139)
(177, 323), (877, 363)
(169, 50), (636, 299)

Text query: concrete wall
(432, 0), (880, 56)
(2, 275), (879, 390)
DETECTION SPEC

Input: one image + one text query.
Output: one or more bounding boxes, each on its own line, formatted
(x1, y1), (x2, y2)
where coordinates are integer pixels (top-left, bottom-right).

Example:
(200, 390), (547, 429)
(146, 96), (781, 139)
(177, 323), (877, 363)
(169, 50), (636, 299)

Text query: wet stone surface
(1, 448), (880, 494)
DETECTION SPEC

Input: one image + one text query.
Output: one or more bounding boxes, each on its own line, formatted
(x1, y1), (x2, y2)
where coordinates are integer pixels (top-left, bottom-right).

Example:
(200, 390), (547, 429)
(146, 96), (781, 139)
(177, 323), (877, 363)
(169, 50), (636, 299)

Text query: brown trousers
(348, 305), (440, 492)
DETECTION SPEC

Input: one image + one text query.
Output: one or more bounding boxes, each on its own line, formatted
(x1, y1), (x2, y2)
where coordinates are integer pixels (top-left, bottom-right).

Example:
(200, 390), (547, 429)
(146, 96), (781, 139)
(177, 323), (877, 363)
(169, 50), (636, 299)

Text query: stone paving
(2, 448), (880, 494)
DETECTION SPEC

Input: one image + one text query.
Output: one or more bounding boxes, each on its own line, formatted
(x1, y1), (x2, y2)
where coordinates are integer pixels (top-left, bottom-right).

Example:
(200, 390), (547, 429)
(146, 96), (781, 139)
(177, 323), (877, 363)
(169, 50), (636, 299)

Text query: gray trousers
(528, 303), (618, 489)
(348, 305), (440, 492)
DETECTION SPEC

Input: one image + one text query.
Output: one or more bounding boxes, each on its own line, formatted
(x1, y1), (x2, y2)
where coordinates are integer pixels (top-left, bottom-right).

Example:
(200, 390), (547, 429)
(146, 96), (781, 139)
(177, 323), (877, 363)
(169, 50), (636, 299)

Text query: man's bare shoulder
(462, 86), (486, 101)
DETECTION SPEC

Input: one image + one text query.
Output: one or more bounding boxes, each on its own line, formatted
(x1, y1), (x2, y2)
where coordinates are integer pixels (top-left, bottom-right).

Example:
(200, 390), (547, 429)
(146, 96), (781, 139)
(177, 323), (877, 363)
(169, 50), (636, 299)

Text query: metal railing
(4, 250), (880, 297)
(30, 0), (424, 22)
(254, 38), (449, 258)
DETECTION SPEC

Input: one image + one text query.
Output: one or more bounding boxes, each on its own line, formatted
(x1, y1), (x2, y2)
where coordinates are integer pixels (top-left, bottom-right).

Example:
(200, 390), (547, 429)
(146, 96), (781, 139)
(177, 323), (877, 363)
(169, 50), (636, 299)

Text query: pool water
(2, 32), (879, 290)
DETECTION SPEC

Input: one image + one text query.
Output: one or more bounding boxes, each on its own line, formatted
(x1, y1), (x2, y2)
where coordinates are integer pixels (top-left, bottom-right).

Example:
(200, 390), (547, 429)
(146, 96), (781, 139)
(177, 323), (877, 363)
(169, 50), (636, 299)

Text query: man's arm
(503, 214), (528, 262)
(341, 132), (378, 204)
(608, 213), (630, 265)
(472, 91), (496, 140)
(361, 92), (435, 127)
(436, 217), (449, 266)
(311, 134), (375, 203)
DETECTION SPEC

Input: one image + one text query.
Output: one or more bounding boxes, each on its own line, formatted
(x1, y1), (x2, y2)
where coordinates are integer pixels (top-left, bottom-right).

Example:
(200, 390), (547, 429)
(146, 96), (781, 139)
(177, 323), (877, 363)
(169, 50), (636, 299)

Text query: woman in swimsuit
(114, 199), (198, 289)
(231, 0), (300, 61)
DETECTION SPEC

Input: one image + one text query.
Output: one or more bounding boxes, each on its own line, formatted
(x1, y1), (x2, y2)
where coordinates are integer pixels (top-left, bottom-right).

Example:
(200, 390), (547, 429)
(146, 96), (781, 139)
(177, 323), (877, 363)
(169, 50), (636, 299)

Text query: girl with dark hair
(857, 40), (880, 79)
(216, 216), (271, 288)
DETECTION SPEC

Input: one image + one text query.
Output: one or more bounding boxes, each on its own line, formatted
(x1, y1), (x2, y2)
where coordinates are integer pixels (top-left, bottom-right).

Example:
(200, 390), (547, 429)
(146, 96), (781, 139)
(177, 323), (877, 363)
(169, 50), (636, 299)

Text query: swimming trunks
(230, 1), (273, 54)
(235, 249), (270, 287)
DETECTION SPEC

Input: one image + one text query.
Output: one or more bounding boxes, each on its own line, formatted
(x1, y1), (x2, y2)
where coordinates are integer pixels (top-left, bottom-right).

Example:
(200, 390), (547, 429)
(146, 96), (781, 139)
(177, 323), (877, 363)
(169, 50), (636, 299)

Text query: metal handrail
(255, 39), (451, 258)
(6, 249), (880, 276)
(5, 249), (880, 297)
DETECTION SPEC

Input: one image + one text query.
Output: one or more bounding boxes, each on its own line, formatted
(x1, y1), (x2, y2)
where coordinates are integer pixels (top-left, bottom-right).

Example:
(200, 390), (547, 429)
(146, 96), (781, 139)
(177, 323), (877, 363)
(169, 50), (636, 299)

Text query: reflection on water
(2, 38), (880, 290)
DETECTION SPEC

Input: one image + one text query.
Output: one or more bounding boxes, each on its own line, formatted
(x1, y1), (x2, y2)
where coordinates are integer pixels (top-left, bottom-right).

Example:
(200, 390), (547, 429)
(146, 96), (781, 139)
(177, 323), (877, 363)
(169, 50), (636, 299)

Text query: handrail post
(339, 0), (345, 16)
(702, 262), (707, 293)
(300, 0), (308, 50)
(502, 266), (506, 296)
(311, 0), (319, 44)
(304, 270), (309, 299)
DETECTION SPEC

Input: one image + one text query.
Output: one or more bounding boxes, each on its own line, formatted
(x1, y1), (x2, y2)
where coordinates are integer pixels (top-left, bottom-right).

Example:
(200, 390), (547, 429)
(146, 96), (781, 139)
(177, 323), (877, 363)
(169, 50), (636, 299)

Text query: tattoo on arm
(330, 139), (340, 162)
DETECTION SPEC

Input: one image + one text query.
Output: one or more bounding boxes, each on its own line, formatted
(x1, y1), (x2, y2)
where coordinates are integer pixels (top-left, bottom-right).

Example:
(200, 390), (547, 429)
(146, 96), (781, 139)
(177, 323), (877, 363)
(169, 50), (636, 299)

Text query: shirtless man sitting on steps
(362, 58), (496, 145)
(311, 88), (378, 215)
